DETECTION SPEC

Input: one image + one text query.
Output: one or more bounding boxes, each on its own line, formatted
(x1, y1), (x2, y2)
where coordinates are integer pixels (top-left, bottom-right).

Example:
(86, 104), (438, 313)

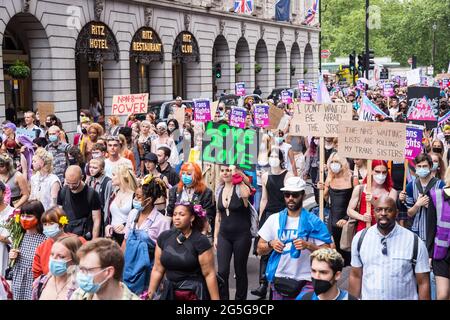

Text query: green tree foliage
(321, 0), (450, 73)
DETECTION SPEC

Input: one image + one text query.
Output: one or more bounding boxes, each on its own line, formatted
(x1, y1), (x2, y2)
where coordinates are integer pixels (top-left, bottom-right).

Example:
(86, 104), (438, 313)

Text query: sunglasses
(283, 192), (302, 199)
(381, 237), (388, 255)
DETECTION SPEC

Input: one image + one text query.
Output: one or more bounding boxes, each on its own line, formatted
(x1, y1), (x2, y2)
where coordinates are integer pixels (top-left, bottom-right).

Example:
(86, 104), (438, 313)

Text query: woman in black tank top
(319, 152), (355, 266)
(215, 165), (252, 300)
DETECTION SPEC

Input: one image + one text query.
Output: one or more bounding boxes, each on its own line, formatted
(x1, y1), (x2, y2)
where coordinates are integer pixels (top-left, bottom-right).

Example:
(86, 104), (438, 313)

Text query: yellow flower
(15, 214), (20, 223)
(59, 216), (69, 226)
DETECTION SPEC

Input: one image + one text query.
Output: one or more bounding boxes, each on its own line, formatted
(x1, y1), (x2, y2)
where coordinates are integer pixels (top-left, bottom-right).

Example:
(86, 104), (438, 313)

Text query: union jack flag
(304, 0), (319, 25)
(234, 0), (253, 14)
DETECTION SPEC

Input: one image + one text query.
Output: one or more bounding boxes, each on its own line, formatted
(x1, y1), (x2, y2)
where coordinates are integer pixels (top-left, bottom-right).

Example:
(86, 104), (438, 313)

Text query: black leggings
(330, 226), (351, 266)
(217, 232), (252, 300)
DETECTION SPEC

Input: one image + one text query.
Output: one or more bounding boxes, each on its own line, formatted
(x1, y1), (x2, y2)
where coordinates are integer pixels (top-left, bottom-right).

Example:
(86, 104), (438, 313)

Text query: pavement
(217, 184), (351, 300)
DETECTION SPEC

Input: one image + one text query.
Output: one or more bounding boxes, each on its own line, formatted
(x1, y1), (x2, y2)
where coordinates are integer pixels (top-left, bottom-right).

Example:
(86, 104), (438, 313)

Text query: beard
(286, 198), (303, 211)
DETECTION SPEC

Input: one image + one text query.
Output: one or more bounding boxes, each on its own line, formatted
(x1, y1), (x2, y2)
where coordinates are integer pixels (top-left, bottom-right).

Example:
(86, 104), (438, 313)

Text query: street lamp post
(365, 0), (369, 80)
(432, 23), (437, 72)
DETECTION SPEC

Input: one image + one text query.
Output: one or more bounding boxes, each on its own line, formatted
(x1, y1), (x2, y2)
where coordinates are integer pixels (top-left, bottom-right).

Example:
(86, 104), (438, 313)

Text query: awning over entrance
(172, 31), (200, 63)
(75, 21), (119, 62)
(130, 27), (164, 65)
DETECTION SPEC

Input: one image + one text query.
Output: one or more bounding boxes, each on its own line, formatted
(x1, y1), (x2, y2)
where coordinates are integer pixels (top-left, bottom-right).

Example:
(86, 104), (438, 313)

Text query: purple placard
(311, 87), (318, 102)
(405, 126), (423, 160)
(254, 104), (269, 128)
(235, 82), (246, 96)
(193, 99), (211, 122)
(281, 90), (293, 104)
(420, 77), (428, 86)
(229, 107), (247, 128)
(298, 80), (305, 91)
(442, 79), (449, 89)
(300, 91), (311, 103)
(356, 80), (365, 91)
(383, 82), (395, 97)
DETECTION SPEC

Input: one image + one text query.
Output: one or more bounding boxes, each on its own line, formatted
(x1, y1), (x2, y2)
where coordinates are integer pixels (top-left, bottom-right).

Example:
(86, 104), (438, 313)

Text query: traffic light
(367, 49), (375, 70)
(349, 51), (356, 73)
(215, 63), (222, 78)
(357, 53), (365, 73)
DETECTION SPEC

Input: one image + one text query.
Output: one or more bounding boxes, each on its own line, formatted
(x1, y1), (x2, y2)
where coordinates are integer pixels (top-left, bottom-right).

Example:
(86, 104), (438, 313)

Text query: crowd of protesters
(0, 75), (449, 301)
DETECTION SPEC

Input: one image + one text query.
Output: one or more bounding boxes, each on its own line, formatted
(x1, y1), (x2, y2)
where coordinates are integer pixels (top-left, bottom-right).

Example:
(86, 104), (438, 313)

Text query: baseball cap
(3, 123), (16, 131)
(143, 152), (158, 162)
(280, 177), (306, 192)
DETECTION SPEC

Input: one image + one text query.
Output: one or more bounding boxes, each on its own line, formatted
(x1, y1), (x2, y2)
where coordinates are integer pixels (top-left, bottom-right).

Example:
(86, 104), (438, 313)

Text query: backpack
(60, 185), (96, 240)
(357, 228), (419, 272)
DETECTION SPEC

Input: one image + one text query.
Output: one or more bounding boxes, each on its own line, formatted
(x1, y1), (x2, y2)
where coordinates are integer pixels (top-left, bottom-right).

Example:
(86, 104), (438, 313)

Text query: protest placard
(112, 93), (148, 115)
(193, 99), (211, 122)
(300, 91), (311, 103)
(235, 82), (246, 96)
(337, 121), (407, 162)
(229, 107), (246, 128)
(254, 104), (269, 128)
(174, 107), (185, 125)
(407, 86), (440, 128)
(290, 103), (353, 137)
(268, 105), (284, 130)
(406, 69), (421, 86)
(16, 128), (36, 140)
(281, 90), (293, 104)
(405, 125), (423, 160)
(383, 82), (395, 97)
(202, 121), (259, 170)
(37, 102), (55, 124)
(210, 101), (219, 119)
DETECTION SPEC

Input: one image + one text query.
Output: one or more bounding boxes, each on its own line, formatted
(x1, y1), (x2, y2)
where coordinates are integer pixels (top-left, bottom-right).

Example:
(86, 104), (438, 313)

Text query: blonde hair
(326, 152), (350, 181)
(33, 147), (54, 173)
(113, 164), (138, 192)
(88, 123), (104, 137)
(310, 248), (344, 273)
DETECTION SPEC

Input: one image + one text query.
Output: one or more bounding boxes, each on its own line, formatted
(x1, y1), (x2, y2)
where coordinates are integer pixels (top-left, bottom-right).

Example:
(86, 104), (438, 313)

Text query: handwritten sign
(16, 128), (36, 140)
(298, 80), (305, 91)
(281, 90), (293, 104)
(406, 68), (421, 86)
(112, 93), (148, 115)
(254, 104), (269, 128)
(229, 107), (246, 128)
(337, 121), (407, 162)
(37, 102), (55, 123)
(193, 99), (211, 122)
(173, 107), (185, 125)
(235, 82), (246, 96)
(383, 82), (395, 97)
(405, 125), (423, 160)
(268, 106), (284, 130)
(202, 122), (259, 170)
(290, 103), (353, 137)
(300, 91), (311, 103)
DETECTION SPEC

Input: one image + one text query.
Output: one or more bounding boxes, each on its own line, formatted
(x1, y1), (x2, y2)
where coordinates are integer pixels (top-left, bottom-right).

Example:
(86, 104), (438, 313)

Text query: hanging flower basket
(291, 65), (296, 75)
(7, 60), (31, 79)
(235, 63), (242, 74)
(255, 63), (262, 74)
(275, 64), (281, 73)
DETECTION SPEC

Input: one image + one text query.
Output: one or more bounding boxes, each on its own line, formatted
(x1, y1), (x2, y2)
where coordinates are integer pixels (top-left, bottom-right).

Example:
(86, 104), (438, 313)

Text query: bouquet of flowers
(0, 209), (24, 268)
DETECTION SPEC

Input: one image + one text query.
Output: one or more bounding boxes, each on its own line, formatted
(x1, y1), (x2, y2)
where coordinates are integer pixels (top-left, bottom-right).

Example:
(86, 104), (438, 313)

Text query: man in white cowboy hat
(257, 177), (332, 300)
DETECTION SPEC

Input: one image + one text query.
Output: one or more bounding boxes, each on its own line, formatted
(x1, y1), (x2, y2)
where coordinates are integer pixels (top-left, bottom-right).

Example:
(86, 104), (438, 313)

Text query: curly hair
(142, 175), (167, 206)
(33, 147), (54, 173)
(310, 248), (344, 274)
(173, 203), (206, 233)
(88, 123), (104, 137)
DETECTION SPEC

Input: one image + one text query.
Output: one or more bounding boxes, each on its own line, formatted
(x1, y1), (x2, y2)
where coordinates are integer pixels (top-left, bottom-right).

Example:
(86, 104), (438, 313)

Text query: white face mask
(269, 157), (280, 168)
(373, 173), (387, 185)
(313, 139), (319, 145)
(330, 162), (341, 173)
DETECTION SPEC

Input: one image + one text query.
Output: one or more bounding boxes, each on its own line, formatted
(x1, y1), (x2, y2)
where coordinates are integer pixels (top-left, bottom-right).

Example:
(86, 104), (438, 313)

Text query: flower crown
(175, 201), (207, 218)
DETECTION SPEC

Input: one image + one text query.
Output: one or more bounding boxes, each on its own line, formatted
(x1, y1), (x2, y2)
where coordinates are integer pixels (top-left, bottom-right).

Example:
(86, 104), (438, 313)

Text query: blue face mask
(43, 223), (62, 238)
(416, 167), (430, 178)
(48, 135), (58, 143)
(182, 174), (193, 186)
(76, 269), (107, 294)
(49, 258), (69, 276)
(275, 137), (284, 145)
(132, 199), (143, 212)
(432, 163), (439, 171)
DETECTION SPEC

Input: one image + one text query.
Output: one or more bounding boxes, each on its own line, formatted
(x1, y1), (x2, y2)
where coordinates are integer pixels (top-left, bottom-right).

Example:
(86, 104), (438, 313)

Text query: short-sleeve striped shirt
(351, 224), (430, 300)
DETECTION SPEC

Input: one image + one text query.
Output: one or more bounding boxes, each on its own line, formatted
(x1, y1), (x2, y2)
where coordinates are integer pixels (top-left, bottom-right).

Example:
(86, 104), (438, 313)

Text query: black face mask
(312, 278), (333, 296)
(45, 121), (52, 128)
(81, 128), (87, 135)
(432, 148), (442, 154)
(93, 171), (102, 178)
(445, 135), (450, 141)
(68, 158), (77, 165)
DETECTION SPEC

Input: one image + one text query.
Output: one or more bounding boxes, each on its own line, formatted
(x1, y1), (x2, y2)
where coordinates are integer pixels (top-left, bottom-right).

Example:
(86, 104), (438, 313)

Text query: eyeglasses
(381, 237), (388, 255)
(374, 207), (395, 214)
(77, 266), (104, 275)
(283, 192), (302, 199)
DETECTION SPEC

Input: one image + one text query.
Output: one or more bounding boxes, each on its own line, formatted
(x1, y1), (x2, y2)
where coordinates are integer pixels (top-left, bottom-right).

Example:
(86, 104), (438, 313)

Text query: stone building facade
(1, 0), (319, 134)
